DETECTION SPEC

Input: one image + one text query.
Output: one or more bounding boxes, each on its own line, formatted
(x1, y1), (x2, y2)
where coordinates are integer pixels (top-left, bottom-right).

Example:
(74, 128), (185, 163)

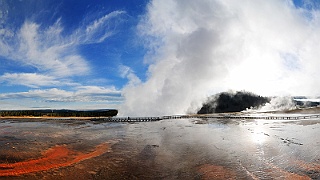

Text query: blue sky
(0, 0), (149, 109)
(1, 0), (320, 115)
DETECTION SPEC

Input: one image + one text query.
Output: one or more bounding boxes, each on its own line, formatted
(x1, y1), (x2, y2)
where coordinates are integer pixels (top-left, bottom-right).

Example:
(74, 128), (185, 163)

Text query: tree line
(198, 91), (270, 114)
(0, 109), (118, 117)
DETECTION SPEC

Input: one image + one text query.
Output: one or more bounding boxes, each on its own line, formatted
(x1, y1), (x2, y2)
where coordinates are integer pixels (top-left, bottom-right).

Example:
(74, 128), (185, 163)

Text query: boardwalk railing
(91, 114), (320, 122)
(91, 116), (162, 122)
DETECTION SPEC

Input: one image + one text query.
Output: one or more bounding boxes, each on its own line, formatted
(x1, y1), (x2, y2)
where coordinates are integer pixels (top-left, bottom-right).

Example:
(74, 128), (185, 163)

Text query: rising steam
(121, 0), (320, 116)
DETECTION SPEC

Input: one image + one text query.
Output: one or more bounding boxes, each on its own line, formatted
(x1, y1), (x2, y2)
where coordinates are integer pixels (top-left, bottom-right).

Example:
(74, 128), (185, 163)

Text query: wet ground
(0, 116), (319, 179)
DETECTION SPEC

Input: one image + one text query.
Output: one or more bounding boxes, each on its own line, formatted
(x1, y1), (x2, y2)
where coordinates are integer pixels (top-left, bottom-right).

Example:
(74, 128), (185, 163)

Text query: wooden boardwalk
(91, 114), (320, 122)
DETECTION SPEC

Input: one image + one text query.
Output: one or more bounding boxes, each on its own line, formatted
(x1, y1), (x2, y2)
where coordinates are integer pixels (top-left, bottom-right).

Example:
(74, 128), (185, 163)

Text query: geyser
(121, 0), (320, 116)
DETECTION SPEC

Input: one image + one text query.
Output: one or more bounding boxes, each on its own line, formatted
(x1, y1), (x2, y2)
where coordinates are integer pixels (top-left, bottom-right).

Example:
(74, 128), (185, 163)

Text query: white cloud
(121, 0), (320, 116)
(75, 85), (122, 97)
(9, 20), (89, 77)
(0, 73), (62, 88)
(0, 88), (71, 100)
(0, 10), (125, 78)
(84, 11), (125, 43)
(0, 86), (122, 104)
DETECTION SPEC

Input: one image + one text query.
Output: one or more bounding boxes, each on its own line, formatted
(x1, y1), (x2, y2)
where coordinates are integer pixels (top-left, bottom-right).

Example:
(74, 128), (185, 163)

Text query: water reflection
(0, 117), (319, 179)
(251, 128), (267, 144)
(250, 121), (269, 144)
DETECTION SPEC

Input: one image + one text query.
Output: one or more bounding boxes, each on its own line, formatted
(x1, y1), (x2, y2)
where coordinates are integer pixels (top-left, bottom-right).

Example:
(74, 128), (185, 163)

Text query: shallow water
(0, 117), (319, 179)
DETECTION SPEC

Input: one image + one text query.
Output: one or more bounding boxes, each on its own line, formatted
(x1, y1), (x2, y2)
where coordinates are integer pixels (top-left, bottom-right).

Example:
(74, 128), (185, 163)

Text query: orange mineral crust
(0, 141), (115, 176)
(198, 164), (236, 180)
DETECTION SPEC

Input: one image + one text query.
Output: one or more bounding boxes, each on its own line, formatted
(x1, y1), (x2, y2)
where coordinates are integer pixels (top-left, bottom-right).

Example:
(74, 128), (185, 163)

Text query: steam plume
(121, 0), (320, 116)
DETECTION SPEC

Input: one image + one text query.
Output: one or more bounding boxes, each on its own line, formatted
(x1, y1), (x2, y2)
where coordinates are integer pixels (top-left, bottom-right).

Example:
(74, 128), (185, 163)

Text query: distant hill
(197, 91), (270, 114)
(0, 109), (118, 117)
